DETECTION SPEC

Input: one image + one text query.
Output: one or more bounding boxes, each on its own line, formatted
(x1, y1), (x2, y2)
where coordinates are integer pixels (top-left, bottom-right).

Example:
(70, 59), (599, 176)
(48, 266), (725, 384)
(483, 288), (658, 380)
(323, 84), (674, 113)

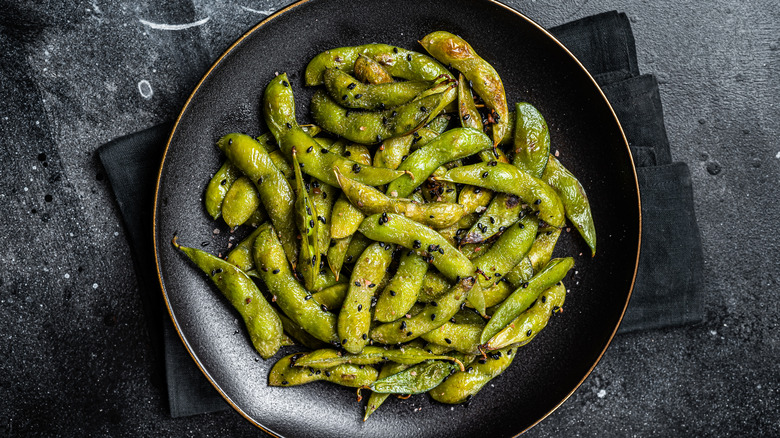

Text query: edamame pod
(221, 176), (261, 228)
(485, 282), (566, 350)
(323, 68), (430, 110)
(226, 226), (265, 272)
(311, 283), (349, 310)
(269, 353), (378, 387)
(364, 361), (410, 421)
(461, 193), (523, 243)
(458, 186), (493, 214)
(173, 237), (282, 359)
(438, 162), (565, 227)
(513, 102), (550, 178)
(480, 257), (573, 344)
(354, 54), (394, 84)
(305, 44), (452, 86)
(252, 224), (338, 344)
(542, 155), (596, 255)
(204, 161), (240, 220)
(217, 133), (298, 264)
(278, 313), (330, 350)
(335, 169), (468, 229)
(368, 359), (460, 394)
(370, 276), (474, 344)
(374, 249), (429, 323)
(339, 242), (395, 353)
(310, 88), (451, 145)
(458, 73), (483, 132)
(292, 148), (322, 289)
(420, 31), (508, 146)
(421, 322), (483, 355)
(505, 229), (561, 287)
(386, 128), (492, 198)
(471, 214), (539, 289)
(293, 346), (462, 369)
(418, 270), (452, 303)
(429, 346), (515, 403)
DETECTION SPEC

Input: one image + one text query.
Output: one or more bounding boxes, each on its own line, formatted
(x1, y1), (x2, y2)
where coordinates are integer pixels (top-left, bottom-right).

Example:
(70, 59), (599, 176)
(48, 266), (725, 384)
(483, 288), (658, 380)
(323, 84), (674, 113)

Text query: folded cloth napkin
(98, 10), (704, 418)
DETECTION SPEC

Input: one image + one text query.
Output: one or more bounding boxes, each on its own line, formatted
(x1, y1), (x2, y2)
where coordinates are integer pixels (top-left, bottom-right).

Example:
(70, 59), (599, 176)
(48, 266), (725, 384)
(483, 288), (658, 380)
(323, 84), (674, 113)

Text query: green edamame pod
(373, 134), (413, 170)
(417, 270), (452, 303)
(471, 214), (539, 289)
(218, 133), (298, 265)
(505, 229), (561, 287)
(461, 193), (523, 243)
(386, 128), (492, 198)
(330, 144), (373, 240)
(245, 207), (267, 228)
(438, 162), (565, 227)
(305, 44), (452, 86)
(310, 87), (452, 145)
(484, 282), (565, 350)
(429, 346), (515, 403)
(354, 54), (394, 84)
(422, 166), (458, 204)
(374, 249), (429, 323)
(420, 31), (508, 146)
(480, 257), (573, 344)
(221, 176), (261, 228)
(480, 280), (513, 308)
(335, 169), (467, 229)
(542, 155), (596, 255)
(370, 276), (475, 344)
(323, 68), (430, 110)
(268, 149), (293, 180)
(339, 242), (395, 353)
(252, 224), (338, 344)
(292, 148), (322, 289)
(278, 313), (330, 350)
(458, 73), (483, 132)
(293, 345), (462, 369)
(458, 186), (493, 214)
(421, 322), (483, 355)
(368, 359), (460, 394)
(364, 362), (410, 421)
(512, 102), (550, 178)
(226, 226), (265, 272)
(205, 161), (241, 220)
(173, 237), (282, 359)
(327, 237), (351, 281)
(311, 283), (349, 310)
(269, 353), (378, 387)
(497, 110), (516, 145)
(264, 73), (405, 186)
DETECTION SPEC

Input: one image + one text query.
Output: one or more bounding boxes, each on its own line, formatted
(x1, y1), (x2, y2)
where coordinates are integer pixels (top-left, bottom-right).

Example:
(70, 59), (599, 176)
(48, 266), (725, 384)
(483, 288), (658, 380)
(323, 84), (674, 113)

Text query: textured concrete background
(1, 0), (778, 436)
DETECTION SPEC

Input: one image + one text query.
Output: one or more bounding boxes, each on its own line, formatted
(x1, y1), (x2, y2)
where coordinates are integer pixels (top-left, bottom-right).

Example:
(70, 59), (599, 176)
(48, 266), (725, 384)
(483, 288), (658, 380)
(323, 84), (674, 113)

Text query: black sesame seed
(420, 106), (427, 112)
(285, 122), (292, 129)
(450, 317), (457, 323)
(431, 301), (438, 307)
(406, 54), (412, 61)
(305, 295), (312, 300)
(444, 338), (452, 344)
(309, 219), (315, 228)
(324, 371), (331, 377)
(228, 138), (233, 145)
(342, 94), (348, 100)
(352, 163), (361, 173)
(518, 223), (525, 228)
(400, 321), (407, 330)
(463, 114), (470, 120)
(282, 380), (288, 385)
(355, 281), (361, 287)
(272, 269), (280, 274)
(358, 304), (363, 311)
(390, 290), (396, 296)
(489, 216), (495, 224)
(478, 358), (486, 364)
(362, 333), (367, 340)
(282, 80), (289, 87)
(541, 295), (546, 303)
(430, 314), (436, 321)
(393, 47), (398, 53)
(534, 199), (541, 205)
(482, 171), (489, 178)
(306, 146), (313, 153)
(522, 282), (529, 288)
(368, 283), (376, 288)
(347, 82), (357, 90)
(318, 215), (327, 224)
(413, 240), (421, 249)
(406, 331), (413, 336)
(320, 148), (328, 154)
(527, 329), (533, 337)
(354, 94), (363, 99)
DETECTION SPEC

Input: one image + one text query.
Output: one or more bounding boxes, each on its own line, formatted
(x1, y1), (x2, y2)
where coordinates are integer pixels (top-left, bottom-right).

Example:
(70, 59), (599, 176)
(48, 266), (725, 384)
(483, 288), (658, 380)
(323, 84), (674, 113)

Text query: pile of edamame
(174, 31), (596, 420)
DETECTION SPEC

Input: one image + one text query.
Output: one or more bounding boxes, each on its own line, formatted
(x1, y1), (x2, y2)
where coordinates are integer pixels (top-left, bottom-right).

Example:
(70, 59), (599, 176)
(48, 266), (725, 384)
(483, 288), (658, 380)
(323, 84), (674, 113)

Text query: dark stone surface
(1, 0), (778, 436)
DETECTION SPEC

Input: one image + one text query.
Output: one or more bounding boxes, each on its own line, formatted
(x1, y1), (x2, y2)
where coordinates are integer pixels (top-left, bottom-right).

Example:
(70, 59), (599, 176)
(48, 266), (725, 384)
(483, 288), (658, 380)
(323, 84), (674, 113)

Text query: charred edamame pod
(484, 282), (566, 350)
(323, 68), (430, 110)
(471, 214), (539, 289)
(354, 53), (394, 84)
(269, 353), (378, 387)
(429, 346), (515, 403)
(293, 345), (462, 369)
(512, 102), (550, 178)
(542, 155), (596, 255)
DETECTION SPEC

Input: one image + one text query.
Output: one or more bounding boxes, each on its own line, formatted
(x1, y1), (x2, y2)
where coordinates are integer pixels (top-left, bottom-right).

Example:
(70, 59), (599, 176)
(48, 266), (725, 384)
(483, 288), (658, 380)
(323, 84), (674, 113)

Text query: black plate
(154, 0), (640, 436)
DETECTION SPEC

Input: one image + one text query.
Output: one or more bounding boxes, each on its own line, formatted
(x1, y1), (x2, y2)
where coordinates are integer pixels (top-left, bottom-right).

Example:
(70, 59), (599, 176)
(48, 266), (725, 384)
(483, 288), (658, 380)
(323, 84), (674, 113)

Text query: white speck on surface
(597, 389), (606, 398)
(92, 283), (98, 289)
(138, 17), (210, 31)
(138, 80), (153, 99)
(240, 6), (275, 15)
(710, 330), (717, 336)
(23, 187), (28, 192)
(776, 151), (780, 159)
(64, 273), (70, 279)
(757, 384), (762, 389)
(113, 231), (119, 236)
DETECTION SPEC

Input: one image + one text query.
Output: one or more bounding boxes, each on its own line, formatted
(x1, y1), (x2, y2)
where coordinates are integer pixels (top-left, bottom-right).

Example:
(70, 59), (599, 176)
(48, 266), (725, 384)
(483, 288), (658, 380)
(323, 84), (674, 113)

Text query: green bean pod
(438, 162), (565, 227)
(339, 242), (395, 353)
(368, 359), (460, 394)
(505, 229), (561, 287)
(386, 128), (492, 198)
(269, 353), (378, 387)
(335, 169), (468, 229)
(429, 346), (515, 403)
(204, 161), (241, 220)
(217, 133), (298, 265)
(542, 155), (596, 255)
(421, 322), (483, 355)
(173, 237), (282, 359)
(310, 87), (452, 145)
(485, 282), (566, 350)
(480, 257), (573, 344)
(226, 226), (265, 272)
(252, 224), (338, 344)
(323, 68), (430, 110)
(420, 31), (508, 146)
(305, 44), (452, 86)
(370, 276), (475, 344)
(354, 54), (394, 84)
(472, 214), (539, 289)
(264, 73), (404, 186)
(374, 249), (429, 323)
(221, 176), (261, 228)
(293, 345), (462, 369)
(364, 361), (411, 421)
(512, 102), (550, 178)
(461, 193), (523, 244)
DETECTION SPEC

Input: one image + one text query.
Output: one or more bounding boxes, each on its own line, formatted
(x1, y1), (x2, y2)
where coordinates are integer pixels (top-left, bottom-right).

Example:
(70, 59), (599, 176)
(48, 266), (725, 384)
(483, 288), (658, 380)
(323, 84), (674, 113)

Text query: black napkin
(98, 10), (704, 417)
